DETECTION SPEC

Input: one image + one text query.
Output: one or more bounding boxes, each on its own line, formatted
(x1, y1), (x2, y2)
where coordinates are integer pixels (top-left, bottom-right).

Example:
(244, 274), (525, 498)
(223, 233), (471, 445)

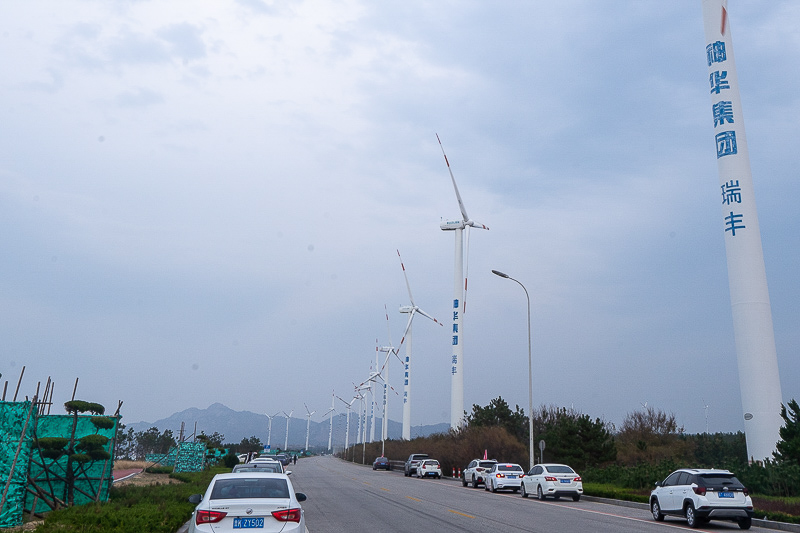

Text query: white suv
(650, 468), (754, 529)
(462, 459), (498, 488)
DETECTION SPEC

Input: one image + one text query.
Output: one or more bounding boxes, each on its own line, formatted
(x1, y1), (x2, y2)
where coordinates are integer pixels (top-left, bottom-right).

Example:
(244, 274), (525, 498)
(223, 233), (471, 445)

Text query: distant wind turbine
(396, 249), (443, 440)
(336, 394), (358, 454)
(282, 410), (293, 452)
(437, 134), (489, 429)
(325, 391), (336, 452)
(303, 403), (316, 452)
(265, 411), (279, 450)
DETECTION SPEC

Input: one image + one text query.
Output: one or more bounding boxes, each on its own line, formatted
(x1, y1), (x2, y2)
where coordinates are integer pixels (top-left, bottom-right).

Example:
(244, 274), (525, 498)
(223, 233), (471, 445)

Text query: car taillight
(693, 486), (707, 496)
(272, 508), (302, 523)
(743, 487), (749, 496)
(477, 468), (484, 472)
(574, 476), (582, 482)
(496, 473), (505, 478)
(196, 510), (227, 525)
(544, 476), (557, 482)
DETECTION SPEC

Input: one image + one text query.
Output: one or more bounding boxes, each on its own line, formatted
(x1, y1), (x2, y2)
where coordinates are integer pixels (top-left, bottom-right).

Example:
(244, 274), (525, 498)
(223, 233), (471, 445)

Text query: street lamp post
(492, 269), (534, 471)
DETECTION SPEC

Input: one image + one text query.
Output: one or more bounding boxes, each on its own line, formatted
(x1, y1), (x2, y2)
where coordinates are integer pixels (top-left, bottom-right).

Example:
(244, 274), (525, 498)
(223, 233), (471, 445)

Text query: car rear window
(546, 465), (575, 474)
(233, 464), (282, 473)
(498, 465), (523, 472)
(210, 478), (289, 499)
(697, 474), (744, 489)
(479, 461), (496, 468)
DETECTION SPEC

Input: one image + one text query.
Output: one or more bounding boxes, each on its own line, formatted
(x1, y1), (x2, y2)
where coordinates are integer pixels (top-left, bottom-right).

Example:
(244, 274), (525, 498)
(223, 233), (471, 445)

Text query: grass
(31, 467), (227, 533)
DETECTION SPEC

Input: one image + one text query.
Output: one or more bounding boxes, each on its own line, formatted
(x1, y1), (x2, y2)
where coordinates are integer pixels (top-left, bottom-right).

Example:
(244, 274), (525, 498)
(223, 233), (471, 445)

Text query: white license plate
(718, 492), (734, 498)
(233, 517), (264, 529)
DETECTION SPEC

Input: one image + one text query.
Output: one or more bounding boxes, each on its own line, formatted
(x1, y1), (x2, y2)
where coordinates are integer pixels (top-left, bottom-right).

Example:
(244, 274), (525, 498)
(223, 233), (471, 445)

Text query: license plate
(233, 517), (264, 529)
(507, 475), (516, 479)
(560, 479), (571, 484)
(718, 492), (734, 498)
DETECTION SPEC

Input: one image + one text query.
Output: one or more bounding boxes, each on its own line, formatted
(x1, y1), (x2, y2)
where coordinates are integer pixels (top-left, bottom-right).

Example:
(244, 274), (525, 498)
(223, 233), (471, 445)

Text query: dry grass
(114, 460), (148, 470)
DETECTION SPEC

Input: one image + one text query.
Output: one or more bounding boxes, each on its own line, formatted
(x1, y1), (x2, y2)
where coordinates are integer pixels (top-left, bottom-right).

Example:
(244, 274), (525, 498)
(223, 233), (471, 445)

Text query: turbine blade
(397, 249), (415, 305)
(437, 134), (470, 223)
(467, 220), (489, 230)
(414, 307), (443, 326)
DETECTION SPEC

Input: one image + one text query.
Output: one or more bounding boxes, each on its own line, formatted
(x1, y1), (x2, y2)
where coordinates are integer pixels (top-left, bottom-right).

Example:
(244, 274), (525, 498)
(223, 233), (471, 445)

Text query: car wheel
(537, 485), (546, 500)
(738, 517), (752, 530)
(462, 475), (467, 487)
(685, 503), (699, 528)
(651, 499), (664, 521)
(521, 483), (528, 498)
(484, 481), (489, 491)
(572, 494), (580, 502)
(491, 481), (497, 493)
(472, 476), (479, 489)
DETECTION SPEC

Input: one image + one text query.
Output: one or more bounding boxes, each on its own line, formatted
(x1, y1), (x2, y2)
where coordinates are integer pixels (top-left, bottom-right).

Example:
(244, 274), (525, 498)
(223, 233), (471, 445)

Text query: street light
(492, 269), (534, 471)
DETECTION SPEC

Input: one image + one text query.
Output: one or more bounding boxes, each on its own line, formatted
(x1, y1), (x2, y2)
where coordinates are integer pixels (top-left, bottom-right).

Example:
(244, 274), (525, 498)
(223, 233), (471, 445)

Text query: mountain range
(125, 402), (449, 451)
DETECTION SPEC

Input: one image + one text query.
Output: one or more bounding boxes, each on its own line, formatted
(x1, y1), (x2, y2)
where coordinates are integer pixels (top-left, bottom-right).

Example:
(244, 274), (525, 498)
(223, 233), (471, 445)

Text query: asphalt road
(288, 455), (781, 533)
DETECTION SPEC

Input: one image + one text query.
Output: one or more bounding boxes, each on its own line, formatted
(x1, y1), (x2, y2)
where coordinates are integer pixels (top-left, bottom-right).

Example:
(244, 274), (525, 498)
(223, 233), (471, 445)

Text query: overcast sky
(2, 1), (798, 439)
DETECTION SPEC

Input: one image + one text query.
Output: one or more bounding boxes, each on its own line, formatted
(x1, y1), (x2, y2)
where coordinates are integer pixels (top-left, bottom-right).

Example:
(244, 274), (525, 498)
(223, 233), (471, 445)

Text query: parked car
(187, 472), (307, 533)
(484, 463), (524, 493)
(255, 453), (290, 466)
(416, 459), (442, 479)
(521, 463), (583, 501)
(404, 453), (429, 477)
(462, 459), (498, 488)
(650, 468), (753, 529)
(372, 456), (391, 470)
(232, 462), (285, 474)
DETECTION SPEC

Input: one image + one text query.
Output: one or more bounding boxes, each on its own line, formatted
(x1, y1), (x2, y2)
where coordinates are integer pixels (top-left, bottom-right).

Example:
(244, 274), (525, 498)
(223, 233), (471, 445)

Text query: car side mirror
(188, 493), (202, 504)
(295, 492), (307, 502)
(654, 481), (662, 488)
(286, 470), (292, 475)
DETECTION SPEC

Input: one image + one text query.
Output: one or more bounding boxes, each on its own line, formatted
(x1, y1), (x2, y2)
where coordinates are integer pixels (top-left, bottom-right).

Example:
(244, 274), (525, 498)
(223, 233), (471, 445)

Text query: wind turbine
(303, 403), (316, 452)
(325, 391), (336, 453)
(336, 394), (358, 455)
(396, 249), (443, 440)
(265, 412), (279, 451)
(282, 410), (293, 452)
(437, 134), (489, 429)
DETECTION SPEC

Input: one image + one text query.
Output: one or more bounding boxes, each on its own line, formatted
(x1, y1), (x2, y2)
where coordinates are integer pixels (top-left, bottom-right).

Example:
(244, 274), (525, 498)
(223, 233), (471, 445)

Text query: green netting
(0, 402), (36, 528)
(25, 414), (119, 514)
(146, 448), (177, 466)
(173, 442), (206, 473)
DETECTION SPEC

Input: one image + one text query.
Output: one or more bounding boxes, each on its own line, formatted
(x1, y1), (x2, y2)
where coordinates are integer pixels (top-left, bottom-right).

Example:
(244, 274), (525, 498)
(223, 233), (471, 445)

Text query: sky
(1, 1), (798, 439)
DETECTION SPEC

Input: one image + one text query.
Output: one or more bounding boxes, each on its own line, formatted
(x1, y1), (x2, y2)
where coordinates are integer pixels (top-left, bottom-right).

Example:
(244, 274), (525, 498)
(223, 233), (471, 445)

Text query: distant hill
(125, 402), (449, 451)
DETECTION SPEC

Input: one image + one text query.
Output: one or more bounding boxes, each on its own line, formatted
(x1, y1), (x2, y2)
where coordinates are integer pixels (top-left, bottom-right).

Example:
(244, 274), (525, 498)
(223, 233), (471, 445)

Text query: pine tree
(774, 399), (800, 466)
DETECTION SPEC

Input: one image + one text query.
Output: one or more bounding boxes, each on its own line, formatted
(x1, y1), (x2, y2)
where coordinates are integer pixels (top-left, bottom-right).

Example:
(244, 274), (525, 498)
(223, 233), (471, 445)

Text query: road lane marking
(380, 487), (390, 492)
(406, 496), (421, 502)
(448, 510), (475, 519)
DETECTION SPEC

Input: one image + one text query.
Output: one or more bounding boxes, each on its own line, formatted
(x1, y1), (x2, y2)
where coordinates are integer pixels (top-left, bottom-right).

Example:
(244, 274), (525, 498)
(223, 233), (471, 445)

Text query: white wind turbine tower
(336, 394), (358, 453)
(369, 346), (377, 443)
(282, 410), (293, 452)
(396, 249), (443, 440)
(265, 412), (279, 451)
(303, 404), (316, 452)
(325, 391), (336, 452)
(437, 134), (489, 429)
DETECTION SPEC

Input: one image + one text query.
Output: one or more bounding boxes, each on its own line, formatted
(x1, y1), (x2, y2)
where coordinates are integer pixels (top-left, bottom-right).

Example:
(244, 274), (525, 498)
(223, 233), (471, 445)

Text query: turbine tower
(265, 412), (279, 451)
(282, 410), (293, 452)
(303, 403), (316, 452)
(396, 249), (443, 440)
(325, 391), (336, 452)
(336, 394), (358, 453)
(437, 134), (489, 429)
(702, 0), (783, 461)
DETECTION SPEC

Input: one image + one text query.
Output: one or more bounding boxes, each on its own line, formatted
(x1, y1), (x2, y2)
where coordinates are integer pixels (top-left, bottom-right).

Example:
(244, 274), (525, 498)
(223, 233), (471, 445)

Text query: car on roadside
(649, 468), (753, 529)
(521, 463), (583, 501)
(484, 463), (524, 493)
(404, 453), (429, 477)
(372, 456), (391, 470)
(416, 459), (442, 479)
(187, 472), (307, 533)
(462, 459), (498, 488)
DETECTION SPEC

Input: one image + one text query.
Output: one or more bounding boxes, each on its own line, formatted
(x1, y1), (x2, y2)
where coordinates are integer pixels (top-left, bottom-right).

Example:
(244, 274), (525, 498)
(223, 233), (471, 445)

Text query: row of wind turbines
(264, 135), (488, 453)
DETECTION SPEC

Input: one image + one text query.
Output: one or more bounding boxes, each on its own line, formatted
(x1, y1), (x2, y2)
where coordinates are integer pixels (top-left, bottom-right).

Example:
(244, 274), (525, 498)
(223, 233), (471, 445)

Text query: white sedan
(484, 463), (525, 493)
(521, 463), (583, 501)
(416, 459), (442, 478)
(188, 472), (307, 533)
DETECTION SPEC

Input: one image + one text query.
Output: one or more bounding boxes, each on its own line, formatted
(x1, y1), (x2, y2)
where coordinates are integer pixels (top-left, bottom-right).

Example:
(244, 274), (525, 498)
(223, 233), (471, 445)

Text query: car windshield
(479, 461), (496, 468)
(546, 465), (575, 474)
(498, 465), (523, 472)
(697, 474), (743, 488)
(210, 478), (290, 499)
